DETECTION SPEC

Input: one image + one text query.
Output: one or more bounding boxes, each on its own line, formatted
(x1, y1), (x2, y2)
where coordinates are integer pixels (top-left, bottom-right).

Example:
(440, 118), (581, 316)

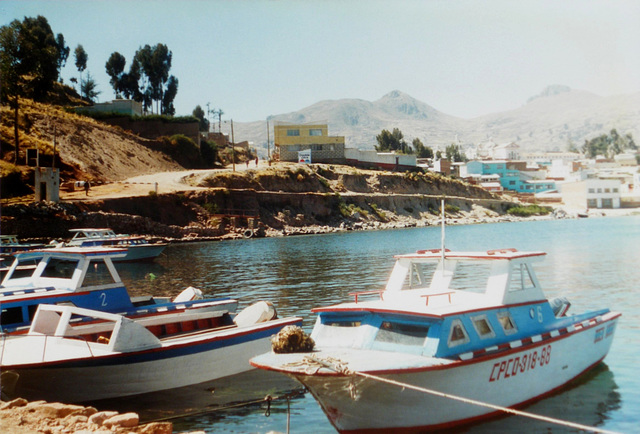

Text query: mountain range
(232, 86), (640, 156)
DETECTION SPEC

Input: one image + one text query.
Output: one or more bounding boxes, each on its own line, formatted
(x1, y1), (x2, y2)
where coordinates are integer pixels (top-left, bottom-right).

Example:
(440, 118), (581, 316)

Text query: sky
(3, 0), (640, 122)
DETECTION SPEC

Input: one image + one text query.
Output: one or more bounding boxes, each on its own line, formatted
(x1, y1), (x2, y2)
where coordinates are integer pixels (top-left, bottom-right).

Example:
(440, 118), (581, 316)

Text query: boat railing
(420, 291), (454, 305)
(349, 290), (384, 303)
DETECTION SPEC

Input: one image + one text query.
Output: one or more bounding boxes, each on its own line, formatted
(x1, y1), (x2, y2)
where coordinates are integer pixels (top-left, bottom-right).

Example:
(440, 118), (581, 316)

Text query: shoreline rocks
(0, 398), (173, 434)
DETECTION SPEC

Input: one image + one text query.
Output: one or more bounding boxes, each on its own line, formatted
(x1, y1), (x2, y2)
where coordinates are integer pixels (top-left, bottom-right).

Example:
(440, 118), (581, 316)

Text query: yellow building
(274, 121), (345, 163)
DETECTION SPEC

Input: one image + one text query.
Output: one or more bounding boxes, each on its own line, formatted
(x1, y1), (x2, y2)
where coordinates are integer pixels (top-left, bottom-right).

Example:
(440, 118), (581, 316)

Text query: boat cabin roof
(69, 228), (122, 239)
(1, 247), (126, 292)
(314, 248), (548, 317)
(1, 235), (20, 244)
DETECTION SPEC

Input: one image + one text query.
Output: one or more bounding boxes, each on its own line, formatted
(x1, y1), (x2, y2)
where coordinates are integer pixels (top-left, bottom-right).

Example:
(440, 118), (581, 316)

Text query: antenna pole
(441, 198), (446, 268)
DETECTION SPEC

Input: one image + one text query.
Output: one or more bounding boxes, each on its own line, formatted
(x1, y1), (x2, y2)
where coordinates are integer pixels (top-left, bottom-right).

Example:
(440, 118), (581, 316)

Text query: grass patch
(506, 204), (552, 217)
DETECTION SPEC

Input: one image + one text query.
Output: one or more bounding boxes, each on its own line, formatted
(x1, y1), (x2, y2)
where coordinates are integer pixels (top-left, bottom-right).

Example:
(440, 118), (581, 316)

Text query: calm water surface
(106, 215), (639, 433)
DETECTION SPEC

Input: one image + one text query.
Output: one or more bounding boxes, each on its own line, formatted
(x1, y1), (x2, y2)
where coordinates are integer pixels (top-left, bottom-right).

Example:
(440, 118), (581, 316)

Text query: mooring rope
(305, 354), (622, 434)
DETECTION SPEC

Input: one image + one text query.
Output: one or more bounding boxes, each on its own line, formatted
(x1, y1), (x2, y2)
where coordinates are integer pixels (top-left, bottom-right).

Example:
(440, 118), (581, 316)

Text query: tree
(80, 72), (101, 102)
(581, 129), (636, 158)
(120, 57), (142, 100)
(445, 144), (467, 162)
(74, 44), (88, 96)
(375, 128), (411, 153)
(412, 138), (434, 158)
(0, 15), (66, 163)
(193, 105), (210, 132)
(132, 43), (176, 114)
(201, 140), (218, 167)
(105, 52), (126, 98)
(161, 75), (178, 115)
(55, 33), (70, 74)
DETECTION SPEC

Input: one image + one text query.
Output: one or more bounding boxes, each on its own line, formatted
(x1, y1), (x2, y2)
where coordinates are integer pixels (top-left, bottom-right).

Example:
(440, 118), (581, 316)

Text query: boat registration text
(489, 345), (552, 382)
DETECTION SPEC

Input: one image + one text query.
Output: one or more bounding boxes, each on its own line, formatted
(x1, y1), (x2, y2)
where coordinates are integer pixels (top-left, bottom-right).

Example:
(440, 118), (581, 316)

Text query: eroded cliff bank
(2, 164), (525, 241)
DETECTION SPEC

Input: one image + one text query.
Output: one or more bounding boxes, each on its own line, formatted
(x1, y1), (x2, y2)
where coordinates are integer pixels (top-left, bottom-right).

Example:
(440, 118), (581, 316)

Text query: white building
(561, 178), (622, 209)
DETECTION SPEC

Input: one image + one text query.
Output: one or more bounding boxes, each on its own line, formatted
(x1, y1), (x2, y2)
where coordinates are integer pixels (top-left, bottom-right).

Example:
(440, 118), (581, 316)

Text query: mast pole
(441, 197), (446, 269)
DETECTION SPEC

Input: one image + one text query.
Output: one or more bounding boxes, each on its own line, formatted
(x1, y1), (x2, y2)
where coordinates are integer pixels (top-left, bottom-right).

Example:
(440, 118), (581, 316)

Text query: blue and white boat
(251, 247), (620, 432)
(0, 301), (302, 403)
(65, 228), (167, 262)
(0, 247), (256, 334)
(0, 247), (177, 332)
(0, 235), (45, 271)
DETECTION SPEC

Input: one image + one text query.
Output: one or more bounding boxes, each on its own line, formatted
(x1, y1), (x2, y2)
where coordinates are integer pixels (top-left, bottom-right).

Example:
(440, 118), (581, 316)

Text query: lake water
(103, 215), (640, 433)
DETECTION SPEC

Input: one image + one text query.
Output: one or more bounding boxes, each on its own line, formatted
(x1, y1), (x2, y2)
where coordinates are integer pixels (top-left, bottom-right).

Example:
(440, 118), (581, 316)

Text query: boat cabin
(310, 249), (599, 361)
(0, 248), (135, 331)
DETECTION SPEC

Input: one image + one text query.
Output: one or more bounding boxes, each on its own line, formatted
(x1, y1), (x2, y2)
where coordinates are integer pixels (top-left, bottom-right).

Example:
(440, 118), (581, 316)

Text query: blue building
(466, 160), (556, 193)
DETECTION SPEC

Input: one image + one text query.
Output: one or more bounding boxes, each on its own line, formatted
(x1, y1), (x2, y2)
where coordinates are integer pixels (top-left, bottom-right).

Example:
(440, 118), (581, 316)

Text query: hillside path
(60, 160), (270, 201)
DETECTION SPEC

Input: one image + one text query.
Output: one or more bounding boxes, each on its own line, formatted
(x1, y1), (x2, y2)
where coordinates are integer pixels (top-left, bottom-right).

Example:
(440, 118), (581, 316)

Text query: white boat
(0, 235), (45, 272)
(65, 228), (167, 261)
(251, 248), (620, 432)
(0, 301), (302, 403)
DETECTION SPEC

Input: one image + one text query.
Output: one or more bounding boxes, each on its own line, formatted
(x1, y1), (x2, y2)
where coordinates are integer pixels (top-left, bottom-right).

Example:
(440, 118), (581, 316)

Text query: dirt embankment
(2, 163), (521, 241)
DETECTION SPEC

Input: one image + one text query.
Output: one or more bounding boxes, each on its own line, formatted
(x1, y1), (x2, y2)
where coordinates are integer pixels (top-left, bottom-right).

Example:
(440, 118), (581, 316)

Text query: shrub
(445, 204), (460, 213)
(506, 204), (552, 217)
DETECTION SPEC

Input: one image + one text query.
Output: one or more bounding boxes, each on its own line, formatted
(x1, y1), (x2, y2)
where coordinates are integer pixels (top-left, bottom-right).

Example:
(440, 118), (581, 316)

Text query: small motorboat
(251, 247), (620, 432)
(1, 247), (224, 333)
(0, 235), (45, 274)
(0, 301), (302, 403)
(65, 228), (167, 261)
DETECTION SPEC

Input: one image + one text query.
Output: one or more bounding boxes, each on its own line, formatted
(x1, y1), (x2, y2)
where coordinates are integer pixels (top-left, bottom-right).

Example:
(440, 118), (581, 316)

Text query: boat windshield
(41, 258), (78, 279)
(80, 260), (118, 287)
(447, 262), (492, 293)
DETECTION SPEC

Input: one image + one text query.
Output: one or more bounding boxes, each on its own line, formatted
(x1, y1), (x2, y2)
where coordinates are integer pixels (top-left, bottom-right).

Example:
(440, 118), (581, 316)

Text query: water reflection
(451, 363), (620, 433)
(101, 215), (638, 432)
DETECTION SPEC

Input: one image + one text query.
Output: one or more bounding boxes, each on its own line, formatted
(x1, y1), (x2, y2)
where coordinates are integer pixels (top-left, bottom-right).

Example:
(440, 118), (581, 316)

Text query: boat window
(81, 260), (117, 287)
(448, 319), (470, 347)
(406, 262), (438, 290)
(509, 264), (535, 292)
(41, 259), (78, 279)
(5, 257), (40, 280)
(316, 317), (364, 348)
(497, 313), (518, 335)
(471, 315), (495, 338)
(448, 262), (492, 293)
(0, 306), (23, 325)
(325, 320), (361, 327)
(374, 321), (429, 346)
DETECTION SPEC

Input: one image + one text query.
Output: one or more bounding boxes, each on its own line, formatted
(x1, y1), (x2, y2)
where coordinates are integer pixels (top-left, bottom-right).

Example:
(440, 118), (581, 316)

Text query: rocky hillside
(234, 87), (640, 154)
(1, 99), (183, 182)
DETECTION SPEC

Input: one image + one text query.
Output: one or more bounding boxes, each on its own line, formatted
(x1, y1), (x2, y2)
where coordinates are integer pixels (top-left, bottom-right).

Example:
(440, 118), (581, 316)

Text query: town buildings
(272, 121), (638, 210)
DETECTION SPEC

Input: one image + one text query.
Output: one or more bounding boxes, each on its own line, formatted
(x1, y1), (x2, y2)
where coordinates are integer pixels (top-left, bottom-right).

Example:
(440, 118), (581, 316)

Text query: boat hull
(3, 318), (301, 403)
(115, 244), (167, 262)
(278, 314), (619, 432)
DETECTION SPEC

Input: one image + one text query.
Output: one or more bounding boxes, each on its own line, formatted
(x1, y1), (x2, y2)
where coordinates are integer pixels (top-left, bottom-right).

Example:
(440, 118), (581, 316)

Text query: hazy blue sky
(3, 0), (639, 122)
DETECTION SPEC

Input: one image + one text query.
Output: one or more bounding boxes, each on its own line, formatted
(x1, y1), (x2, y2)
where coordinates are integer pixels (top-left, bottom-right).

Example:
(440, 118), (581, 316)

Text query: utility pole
(266, 119), (270, 162)
(231, 119), (235, 172)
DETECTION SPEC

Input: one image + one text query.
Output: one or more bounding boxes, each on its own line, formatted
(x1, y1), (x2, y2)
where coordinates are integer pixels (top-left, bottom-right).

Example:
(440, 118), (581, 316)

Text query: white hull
(10, 333), (273, 403)
(115, 244), (166, 262)
(290, 316), (618, 432)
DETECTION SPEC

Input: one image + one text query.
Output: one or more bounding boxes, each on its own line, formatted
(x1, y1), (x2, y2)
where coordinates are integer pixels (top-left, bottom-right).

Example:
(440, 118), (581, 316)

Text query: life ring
(243, 229), (254, 238)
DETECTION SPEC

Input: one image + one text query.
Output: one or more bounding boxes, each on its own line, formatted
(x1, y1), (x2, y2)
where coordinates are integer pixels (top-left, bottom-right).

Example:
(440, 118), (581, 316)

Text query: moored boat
(0, 301), (302, 403)
(251, 248), (620, 432)
(65, 228), (167, 261)
(1, 247), (218, 332)
(0, 235), (46, 273)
